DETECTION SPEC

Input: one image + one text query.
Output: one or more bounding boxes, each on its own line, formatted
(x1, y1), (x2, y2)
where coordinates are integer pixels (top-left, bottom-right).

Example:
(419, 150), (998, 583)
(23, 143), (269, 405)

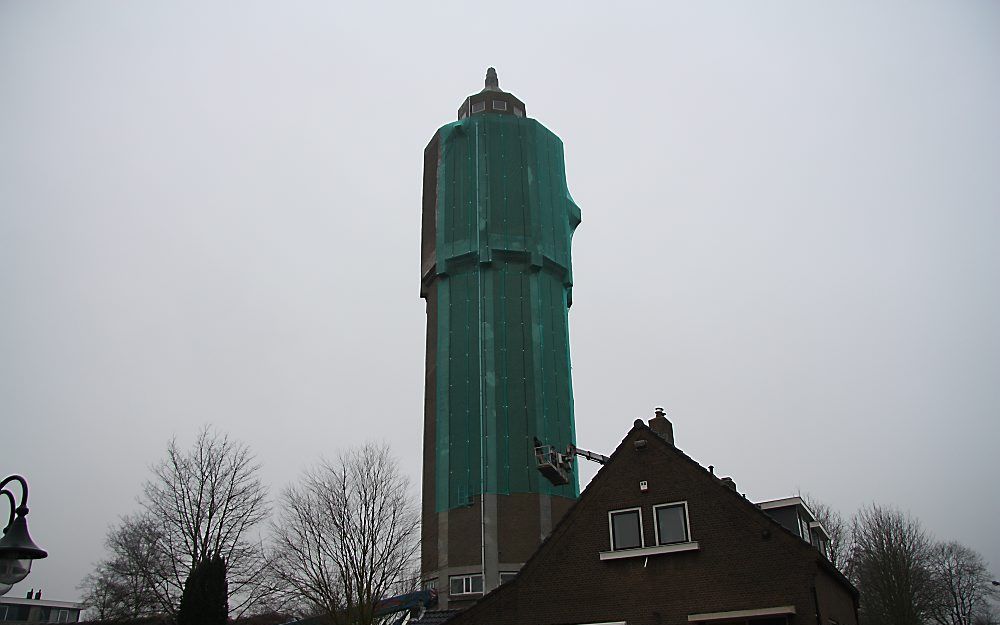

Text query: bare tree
(927, 541), (998, 625)
(848, 504), (937, 625)
(141, 427), (272, 617)
(269, 443), (420, 625)
(798, 492), (850, 573)
(79, 565), (119, 621)
(79, 515), (170, 620)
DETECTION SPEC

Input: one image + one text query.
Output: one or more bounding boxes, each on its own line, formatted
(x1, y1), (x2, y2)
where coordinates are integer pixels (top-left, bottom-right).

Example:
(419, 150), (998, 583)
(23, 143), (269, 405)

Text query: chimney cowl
(720, 477), (737, 491)
(647, 406), (675, 445)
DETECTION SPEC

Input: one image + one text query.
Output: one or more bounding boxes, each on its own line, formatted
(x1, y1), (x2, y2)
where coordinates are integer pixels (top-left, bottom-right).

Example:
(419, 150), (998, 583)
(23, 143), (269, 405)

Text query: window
(654, 502), (690, 545)
(449, 573), (483, 595)
(57, 610), (70, 623)
(471, 101), (486, 113)
(492, 100), (507, 111)
(813, 529), (829, 557)
(799, 515), (812, 544)
(513, 106), (524, 117)
(500, 571), (517, 584)
(422, 578), (437, 591)
(609, 508), (643, 550)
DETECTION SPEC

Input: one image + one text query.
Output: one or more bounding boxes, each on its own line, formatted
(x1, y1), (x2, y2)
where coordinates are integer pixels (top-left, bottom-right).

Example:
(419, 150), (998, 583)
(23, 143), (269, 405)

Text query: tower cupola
(457, 67), (526, 120)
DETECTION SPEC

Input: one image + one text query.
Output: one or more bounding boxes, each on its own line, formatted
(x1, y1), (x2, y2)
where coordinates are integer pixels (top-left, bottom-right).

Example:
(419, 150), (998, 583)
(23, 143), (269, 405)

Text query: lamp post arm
(0, 476), (30, 533)
(1, 491), (14, 533)
(0, 476), (28, 510)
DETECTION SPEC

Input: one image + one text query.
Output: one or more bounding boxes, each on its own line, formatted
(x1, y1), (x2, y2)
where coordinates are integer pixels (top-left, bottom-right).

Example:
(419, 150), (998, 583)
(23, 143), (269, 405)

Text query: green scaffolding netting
(430, 114), (582, 512)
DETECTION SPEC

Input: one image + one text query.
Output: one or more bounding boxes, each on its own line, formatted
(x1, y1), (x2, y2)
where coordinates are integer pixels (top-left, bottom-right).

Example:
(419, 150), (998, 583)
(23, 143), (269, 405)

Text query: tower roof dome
(457, 67), (526, 120)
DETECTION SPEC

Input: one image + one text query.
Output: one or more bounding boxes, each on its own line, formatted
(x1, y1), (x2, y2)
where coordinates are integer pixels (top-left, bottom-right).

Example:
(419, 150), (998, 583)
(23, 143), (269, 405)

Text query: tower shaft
(420, 73), (581, 608)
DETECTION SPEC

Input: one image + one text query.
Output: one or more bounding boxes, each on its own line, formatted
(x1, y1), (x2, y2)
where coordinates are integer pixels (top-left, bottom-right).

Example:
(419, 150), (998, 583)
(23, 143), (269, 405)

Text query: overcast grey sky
(2, 0), (998, 602)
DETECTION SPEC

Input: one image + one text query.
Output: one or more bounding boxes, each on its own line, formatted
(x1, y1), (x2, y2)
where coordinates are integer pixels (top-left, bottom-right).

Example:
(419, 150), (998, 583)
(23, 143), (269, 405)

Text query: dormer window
(799, 515), (812, 544)
(492, 100), (507, 111)
(471, 101), (486, 113)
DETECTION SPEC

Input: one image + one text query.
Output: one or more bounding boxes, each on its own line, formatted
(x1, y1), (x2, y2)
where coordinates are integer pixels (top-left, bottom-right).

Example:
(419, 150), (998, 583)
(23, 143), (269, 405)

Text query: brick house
(439, 415), (858, 625)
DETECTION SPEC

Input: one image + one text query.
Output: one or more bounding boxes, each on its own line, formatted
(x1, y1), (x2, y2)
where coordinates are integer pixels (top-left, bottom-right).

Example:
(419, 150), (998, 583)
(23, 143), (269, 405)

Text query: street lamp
(0, 475), (47, 595)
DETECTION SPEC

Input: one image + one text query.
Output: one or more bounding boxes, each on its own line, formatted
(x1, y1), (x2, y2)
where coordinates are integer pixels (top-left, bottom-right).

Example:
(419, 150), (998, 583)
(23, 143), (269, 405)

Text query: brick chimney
(648, 407), (674, 445)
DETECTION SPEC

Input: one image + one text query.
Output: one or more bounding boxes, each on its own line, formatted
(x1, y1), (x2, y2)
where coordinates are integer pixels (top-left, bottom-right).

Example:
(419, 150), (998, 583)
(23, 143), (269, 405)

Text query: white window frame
(608, 506), (644, 551)
(653, 501), (691, 545)
(492, 100), (507, 111)
(448, 573), (483, 596)
(499, 571), (518, 584)
(471, 101), (486, 113)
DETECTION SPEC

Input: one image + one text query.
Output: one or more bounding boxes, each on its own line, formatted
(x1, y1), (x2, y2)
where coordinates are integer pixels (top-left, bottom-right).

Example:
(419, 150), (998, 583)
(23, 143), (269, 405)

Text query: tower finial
(485, 67), (499, 91)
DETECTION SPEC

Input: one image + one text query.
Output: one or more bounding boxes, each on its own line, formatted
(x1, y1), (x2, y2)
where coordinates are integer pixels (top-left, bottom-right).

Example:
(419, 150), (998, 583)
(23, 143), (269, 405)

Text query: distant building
(438, 413), (858, 625)
(0, 591), (83, 624)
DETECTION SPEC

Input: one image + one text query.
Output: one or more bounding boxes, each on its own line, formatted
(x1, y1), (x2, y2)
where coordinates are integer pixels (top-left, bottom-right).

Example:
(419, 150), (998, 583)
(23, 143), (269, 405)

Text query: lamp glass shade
(0, 515), (47, 561)
(0, 558), (30, 585)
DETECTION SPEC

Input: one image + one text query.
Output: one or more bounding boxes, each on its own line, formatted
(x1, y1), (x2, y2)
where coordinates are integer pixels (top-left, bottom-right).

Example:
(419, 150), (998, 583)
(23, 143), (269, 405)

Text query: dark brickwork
(446, 422), (859, 625)
(448, 504), (484, 566)
(420, 282), (439, 575)
(815, 563), (859, 625)
(497, 494), (541, 565)
(420, 132), (440, 577)
(496, 493), (575, 564)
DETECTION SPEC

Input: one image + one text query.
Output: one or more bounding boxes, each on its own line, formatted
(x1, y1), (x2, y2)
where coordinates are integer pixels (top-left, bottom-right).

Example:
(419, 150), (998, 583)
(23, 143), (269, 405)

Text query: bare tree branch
(83, 427), (272, 619)
(269, 443), (420, 625)
(927, 541), (998, 625)
(848, 504), (937, 625)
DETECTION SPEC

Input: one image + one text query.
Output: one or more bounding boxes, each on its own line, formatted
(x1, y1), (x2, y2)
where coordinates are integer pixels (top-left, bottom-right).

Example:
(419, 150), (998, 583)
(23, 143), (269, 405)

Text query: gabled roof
(448, 418), (858, 623)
